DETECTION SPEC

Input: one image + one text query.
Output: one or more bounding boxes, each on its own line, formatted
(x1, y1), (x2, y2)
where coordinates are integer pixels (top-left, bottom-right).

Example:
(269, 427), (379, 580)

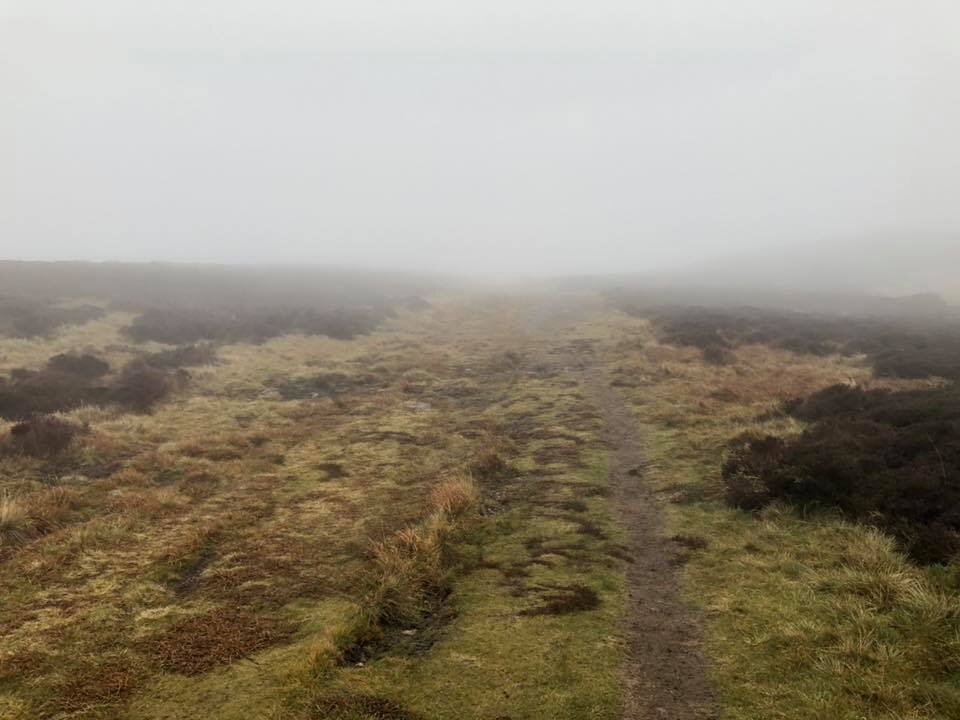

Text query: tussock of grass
(108, 486), (185, 518)
(0, 492), (29, 549)
(326, 473), (481, 668)
(364, 518), (449, 630)
(24, 486), (81, 533)
(430, 473), (479, 517)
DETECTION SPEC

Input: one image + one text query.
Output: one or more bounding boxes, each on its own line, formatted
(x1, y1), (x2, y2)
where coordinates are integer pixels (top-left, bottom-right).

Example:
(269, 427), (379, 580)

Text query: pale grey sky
(2, 2), (958, 274)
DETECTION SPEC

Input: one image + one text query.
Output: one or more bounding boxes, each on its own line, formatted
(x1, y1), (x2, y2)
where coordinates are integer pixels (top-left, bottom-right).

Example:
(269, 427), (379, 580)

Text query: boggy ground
(0, 294), (634, 719)
(4, 290), (957, 720)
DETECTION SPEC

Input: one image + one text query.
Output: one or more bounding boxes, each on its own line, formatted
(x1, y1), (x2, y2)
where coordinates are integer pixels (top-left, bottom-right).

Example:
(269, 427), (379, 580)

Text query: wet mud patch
(518, 583), (600, 616)
(171, 546), (217, 596)
(531, 443), (584, 467)
(316, 462), (348, 479)
(339, 598), (457, 667)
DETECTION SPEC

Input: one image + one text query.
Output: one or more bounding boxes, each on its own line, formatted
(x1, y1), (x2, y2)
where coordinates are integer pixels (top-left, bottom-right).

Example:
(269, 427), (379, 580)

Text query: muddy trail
(585, 367), (717, 720)
(523, 298), (716, 719)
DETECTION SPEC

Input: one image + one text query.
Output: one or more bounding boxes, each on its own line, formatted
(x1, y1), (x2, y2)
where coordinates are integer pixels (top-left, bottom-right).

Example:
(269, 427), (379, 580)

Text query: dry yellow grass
(430, 472), (479, 516)
(0, 492), (28, 549)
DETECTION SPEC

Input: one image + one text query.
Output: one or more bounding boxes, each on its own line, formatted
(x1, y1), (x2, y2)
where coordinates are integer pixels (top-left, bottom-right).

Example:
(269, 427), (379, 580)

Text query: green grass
(600, 312), (960, 720)
(274, 369), (626, 720)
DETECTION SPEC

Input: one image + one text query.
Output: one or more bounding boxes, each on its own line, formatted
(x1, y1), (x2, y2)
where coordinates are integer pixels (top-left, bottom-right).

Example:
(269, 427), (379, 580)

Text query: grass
(0, 493), (29, 549)
(5, 286), (954, 719)
(275, 305), (626, 720)
(593, 310), (960, 719)
(0, 296), (627, 720)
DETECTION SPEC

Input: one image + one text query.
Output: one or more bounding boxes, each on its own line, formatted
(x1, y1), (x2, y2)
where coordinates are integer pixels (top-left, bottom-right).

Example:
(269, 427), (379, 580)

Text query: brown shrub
(109, 361), (177, 412)
(2, 416), (82, 457)
(46, 353), (110, 378)
(647, 304), (960, 380)
(0, 296), (103, 338)
(703, 344), (735, 366)
(0, 368), (107, 419)
(0, 354), (177, 420)
(722, 433), (787, 510)
(144, 343), (218, 369)
(25, 487), (82, 533)
(124, 306), (383, 345)
(724, 384), (960, 563)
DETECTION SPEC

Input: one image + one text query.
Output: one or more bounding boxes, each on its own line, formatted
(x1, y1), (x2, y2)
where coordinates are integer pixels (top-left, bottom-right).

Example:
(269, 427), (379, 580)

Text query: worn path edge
(584, 366), (718, 720)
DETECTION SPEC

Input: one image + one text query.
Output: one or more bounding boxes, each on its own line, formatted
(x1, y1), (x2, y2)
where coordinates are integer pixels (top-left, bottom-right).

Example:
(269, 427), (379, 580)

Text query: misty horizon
(4, 2), (959, 282)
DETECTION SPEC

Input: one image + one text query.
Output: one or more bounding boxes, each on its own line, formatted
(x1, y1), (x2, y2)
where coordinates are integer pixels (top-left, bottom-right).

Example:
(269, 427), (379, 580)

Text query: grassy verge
(272, 350), (627, 719)
(598, 311), (960, 719)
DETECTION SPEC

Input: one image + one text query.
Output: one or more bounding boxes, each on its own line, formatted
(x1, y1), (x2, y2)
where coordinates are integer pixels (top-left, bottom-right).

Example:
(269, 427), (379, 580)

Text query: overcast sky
(2, 2), (958, 274)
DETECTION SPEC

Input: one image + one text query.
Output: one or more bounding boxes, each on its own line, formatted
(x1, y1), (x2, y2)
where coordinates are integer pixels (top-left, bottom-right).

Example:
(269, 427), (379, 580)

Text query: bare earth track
(584, 366), (717, 720)
(524, 298), (716, 718)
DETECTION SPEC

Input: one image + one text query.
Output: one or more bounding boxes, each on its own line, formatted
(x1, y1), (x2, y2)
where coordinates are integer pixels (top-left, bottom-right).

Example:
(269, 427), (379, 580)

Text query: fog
(3, 2), (959, 286)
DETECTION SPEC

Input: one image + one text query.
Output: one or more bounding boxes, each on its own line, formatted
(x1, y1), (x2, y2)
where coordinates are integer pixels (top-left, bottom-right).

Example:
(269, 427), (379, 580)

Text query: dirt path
(520, 295), (716, 718)
(584, 367), (717, 720)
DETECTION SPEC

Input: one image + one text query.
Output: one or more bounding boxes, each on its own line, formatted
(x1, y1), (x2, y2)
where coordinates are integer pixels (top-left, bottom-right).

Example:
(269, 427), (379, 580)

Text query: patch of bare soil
(584, 367), (717, 720)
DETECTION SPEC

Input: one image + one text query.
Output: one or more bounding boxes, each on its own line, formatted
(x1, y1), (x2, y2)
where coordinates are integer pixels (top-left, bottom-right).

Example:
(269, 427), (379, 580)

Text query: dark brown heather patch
(144, 608), (297, 675)
(0, 650), (48, 682)
(56, 654), (142, 713)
